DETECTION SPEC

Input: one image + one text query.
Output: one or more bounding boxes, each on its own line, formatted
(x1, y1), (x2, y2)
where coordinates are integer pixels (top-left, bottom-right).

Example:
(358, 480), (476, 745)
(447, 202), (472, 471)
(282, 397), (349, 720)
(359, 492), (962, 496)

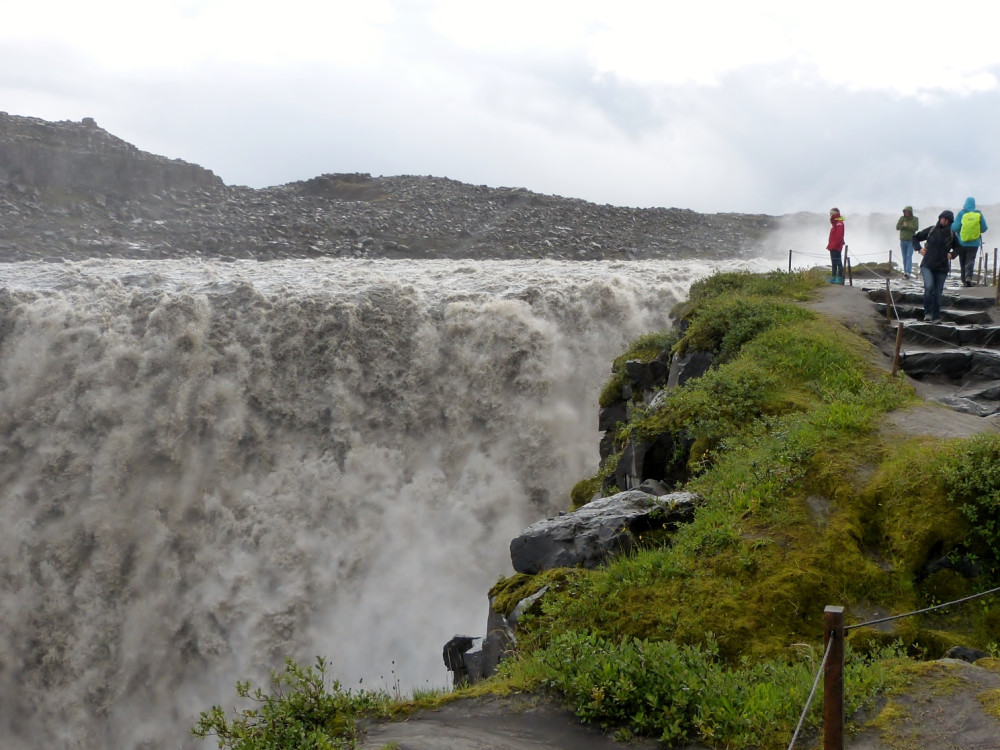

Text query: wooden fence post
(885, 279), (892, 321)
(824, 606), (845, 750)
(788, 249), (793, 273)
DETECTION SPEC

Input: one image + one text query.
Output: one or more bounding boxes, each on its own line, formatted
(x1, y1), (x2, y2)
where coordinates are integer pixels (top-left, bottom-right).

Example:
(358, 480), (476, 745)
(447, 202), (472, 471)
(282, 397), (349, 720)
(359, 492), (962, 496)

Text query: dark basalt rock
(874, 303), (993, 325)
(667, 350), (714, 388)
(944, 646), (990, 663)
(624, 352), (672, 394)
(614, 432), (694, 492)
(932, 396), (1000, 417)
(0, 112), (221, 198)
(598, 400), (628, 431)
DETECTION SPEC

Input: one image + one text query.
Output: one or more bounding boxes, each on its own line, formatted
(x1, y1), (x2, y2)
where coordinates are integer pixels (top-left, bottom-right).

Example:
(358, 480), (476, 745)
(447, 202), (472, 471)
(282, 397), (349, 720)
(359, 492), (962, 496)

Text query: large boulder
(509, 490), (699, 574)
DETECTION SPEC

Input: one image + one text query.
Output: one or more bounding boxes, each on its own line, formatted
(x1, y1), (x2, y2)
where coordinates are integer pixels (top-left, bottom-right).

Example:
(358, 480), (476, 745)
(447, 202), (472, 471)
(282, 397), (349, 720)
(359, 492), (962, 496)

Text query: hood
(903, 206), (913, 213)
(940, 209), (955, 224)
(963, 197), (977, 212)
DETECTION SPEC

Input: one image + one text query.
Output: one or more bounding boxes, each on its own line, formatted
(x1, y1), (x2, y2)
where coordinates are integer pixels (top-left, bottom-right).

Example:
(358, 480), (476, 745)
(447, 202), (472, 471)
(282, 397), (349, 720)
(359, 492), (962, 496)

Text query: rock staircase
(865, 277), (1000, 417)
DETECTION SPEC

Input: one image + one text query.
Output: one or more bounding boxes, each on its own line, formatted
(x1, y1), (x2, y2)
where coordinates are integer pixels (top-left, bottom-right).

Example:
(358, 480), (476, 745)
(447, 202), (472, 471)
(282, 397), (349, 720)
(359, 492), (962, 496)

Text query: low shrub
(504, 630), (909, 748)
(192, 657), (390, 750)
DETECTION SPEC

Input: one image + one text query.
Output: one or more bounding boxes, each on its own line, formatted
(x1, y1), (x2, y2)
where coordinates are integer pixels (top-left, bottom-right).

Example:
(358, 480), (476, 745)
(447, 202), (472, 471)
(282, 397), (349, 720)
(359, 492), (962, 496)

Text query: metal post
(788, 248), (793, 274)
(824, 606), (845, 750)
(885, 278), (892, 321)
(996, 252), (1000, 304)
(888, 247), (893, 276)
(891, 323), (904, 376)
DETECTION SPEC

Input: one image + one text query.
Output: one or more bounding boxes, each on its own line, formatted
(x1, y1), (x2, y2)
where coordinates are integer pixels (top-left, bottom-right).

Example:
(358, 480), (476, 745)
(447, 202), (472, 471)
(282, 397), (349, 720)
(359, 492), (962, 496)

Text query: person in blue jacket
(953, 197), (988, 287)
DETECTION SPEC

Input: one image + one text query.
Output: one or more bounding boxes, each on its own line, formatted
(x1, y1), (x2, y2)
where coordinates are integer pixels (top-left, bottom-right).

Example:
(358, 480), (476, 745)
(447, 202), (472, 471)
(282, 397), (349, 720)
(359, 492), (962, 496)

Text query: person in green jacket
(896, 206), (919, 279)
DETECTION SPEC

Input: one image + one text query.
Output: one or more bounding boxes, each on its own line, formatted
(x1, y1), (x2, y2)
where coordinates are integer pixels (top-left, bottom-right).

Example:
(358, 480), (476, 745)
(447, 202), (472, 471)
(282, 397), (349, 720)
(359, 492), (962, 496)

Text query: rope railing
(845, 584), (1000, 631)
(786, 635), (835, 750)
(786, 247), (999, 282)
(790, 249), (998, 373)
(804, 586), (1000, 750)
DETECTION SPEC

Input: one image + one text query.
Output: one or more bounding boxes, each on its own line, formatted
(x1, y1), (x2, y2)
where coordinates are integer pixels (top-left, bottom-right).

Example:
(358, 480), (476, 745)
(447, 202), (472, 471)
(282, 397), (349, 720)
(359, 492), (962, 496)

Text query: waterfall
(0, 256), (771, 748)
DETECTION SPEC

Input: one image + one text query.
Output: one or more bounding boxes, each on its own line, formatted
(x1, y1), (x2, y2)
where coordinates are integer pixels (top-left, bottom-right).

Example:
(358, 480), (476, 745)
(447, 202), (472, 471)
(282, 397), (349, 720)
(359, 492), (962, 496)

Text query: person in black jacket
(911, 209), (959, 323)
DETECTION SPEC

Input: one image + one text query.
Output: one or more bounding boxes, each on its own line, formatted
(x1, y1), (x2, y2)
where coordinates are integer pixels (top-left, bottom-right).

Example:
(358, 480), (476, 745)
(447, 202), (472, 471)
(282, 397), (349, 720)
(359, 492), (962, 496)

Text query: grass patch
(497, 631), (910, 749)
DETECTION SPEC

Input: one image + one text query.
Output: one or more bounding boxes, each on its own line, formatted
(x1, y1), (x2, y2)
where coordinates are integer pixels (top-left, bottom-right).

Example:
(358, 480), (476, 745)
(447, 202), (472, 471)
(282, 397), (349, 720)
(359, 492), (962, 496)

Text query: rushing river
(0, 256), (779, 749)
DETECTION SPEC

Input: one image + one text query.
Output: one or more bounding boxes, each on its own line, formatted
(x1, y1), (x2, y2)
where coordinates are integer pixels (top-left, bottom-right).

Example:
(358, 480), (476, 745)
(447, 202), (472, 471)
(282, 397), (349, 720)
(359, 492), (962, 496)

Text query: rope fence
(785, 246), (999, 289)
(786, 587), (1000, 750)
(786, 635), (835, 750)
(845, 584), (1000, 632)
(787, 244), (1000, 375)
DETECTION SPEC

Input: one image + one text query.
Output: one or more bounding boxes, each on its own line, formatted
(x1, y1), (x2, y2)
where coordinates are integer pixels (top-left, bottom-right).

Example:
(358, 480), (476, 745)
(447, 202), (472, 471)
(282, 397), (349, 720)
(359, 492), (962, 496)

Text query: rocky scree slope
(0, 113), (783, 263)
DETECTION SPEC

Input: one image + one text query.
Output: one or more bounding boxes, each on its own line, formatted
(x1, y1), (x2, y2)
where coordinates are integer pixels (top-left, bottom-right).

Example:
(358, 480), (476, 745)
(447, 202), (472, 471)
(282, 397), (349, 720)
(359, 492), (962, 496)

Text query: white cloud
(3, 0), (1000, 212)
(1, 0), (397, 71)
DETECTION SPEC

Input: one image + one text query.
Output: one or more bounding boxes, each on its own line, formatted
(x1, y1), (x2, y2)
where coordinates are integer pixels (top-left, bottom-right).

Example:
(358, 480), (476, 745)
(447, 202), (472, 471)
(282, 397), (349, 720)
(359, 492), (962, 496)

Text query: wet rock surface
(0, 113), (784, 263)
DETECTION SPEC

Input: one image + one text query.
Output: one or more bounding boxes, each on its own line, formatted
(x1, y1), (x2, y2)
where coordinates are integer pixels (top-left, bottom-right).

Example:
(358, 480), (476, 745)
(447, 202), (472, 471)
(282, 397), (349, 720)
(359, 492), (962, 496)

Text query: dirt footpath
(357, 694), (668, 750)
(845, 659), (1000, 750)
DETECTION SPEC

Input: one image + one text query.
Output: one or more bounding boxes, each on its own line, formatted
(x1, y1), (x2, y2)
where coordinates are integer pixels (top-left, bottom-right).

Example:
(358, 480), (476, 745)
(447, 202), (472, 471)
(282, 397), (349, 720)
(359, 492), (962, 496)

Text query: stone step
(865, 288), (995, 310)
(873, 303), (993, 325)
(899, 348), (1000, 380)
(892, 320), (1000, 347)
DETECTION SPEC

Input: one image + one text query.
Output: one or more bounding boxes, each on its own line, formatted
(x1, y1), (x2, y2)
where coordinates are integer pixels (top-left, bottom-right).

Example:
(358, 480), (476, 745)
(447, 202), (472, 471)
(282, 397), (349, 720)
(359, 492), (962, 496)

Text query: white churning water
(0, 256), (777, 749)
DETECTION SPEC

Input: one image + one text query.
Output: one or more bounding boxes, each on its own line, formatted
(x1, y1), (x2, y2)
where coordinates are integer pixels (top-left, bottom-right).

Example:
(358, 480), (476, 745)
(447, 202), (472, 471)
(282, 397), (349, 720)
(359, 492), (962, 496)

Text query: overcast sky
(3, 0), (1000, 215)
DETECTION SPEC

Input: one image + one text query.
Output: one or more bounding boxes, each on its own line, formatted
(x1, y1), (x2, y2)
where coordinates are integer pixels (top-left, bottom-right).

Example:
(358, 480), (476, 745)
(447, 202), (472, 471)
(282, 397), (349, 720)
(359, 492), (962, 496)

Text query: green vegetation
(945, 434), (1000, 578)
(193, 269), (1000, 749)
(497, 631), (910, 748)
(192, 658), (392, 750)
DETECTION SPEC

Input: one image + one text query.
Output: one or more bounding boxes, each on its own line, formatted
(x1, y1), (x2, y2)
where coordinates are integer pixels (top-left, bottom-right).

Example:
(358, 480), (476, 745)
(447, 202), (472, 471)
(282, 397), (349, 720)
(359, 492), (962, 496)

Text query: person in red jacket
(827, 207), (845, 284)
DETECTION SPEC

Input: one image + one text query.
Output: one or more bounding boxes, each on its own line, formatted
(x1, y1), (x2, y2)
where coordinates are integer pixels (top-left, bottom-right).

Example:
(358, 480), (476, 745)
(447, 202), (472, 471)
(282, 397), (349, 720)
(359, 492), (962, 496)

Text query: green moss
(978, 687), (1000, 719)
(489, 569), (581, 618)
(569, 476), (602, 508)
(862, 439), (968, 576)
